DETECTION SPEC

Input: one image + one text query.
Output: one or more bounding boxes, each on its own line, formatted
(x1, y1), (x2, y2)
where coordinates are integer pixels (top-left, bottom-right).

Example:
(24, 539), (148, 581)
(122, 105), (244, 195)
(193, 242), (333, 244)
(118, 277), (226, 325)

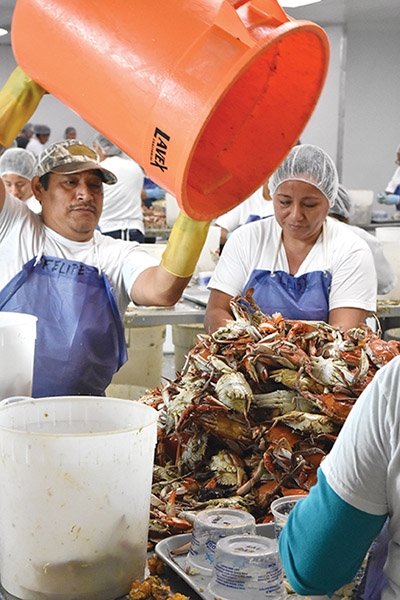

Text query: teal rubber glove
(143, 187), (165, 200)
(377, 192), (400, 205)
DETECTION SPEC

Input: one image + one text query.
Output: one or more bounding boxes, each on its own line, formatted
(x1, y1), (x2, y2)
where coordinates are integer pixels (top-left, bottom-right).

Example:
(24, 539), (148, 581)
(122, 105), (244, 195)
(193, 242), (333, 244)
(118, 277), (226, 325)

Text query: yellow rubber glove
(162, 212), (211, 278)
(0, 67), (47, 148)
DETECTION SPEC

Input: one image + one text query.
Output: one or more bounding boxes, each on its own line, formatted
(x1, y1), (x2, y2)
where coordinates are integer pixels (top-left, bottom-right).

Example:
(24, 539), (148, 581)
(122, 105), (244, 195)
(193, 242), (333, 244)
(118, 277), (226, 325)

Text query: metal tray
(155, 524), (333, 600)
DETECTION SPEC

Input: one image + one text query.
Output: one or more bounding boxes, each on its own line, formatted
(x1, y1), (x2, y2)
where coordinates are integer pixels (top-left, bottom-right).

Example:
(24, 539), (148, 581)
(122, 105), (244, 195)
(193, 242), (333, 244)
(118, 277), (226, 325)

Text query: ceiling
(0, 0), (399, 45)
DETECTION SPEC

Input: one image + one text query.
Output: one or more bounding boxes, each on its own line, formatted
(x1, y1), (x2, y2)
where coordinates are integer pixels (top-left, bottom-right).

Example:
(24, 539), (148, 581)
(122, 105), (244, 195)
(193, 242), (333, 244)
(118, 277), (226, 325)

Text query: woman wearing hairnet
(329, 185), (397, 296)
(0, 148), (41, 213)
(205, 144), (377, 333)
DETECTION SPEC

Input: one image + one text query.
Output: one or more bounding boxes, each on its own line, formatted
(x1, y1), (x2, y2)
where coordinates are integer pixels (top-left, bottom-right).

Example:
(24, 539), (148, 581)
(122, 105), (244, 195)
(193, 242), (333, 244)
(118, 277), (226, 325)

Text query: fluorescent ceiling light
(0, 28), (8, 36)
(279, 0), (322, 7)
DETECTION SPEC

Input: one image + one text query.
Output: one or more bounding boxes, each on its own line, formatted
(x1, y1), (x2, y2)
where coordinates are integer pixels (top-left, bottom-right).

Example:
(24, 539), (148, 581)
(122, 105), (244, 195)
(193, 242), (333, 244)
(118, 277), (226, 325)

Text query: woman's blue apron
(0, 240), (127, 397)
(243, 222), (331, 321)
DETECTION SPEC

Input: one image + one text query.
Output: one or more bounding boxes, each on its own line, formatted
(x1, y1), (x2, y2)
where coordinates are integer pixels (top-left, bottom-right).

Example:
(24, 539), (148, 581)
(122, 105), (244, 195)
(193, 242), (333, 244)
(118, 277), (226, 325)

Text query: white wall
(292, 21), (400, 215)
(342, 24), (400, 204)
(300, 25), (344, 171)
(0, 46), (98, 147)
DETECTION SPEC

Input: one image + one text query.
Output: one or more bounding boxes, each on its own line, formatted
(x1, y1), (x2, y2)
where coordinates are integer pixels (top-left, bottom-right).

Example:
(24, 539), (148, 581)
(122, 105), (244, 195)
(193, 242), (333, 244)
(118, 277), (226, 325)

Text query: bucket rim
(0, 312), (38, 327)
(0, 396), (158, 437)
(177, 19), (330, 220)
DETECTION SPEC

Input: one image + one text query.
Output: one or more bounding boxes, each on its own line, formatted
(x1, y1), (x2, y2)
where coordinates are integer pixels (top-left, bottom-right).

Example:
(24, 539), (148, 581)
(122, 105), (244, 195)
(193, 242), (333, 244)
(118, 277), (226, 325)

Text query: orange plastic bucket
(11, 0), (329, 220)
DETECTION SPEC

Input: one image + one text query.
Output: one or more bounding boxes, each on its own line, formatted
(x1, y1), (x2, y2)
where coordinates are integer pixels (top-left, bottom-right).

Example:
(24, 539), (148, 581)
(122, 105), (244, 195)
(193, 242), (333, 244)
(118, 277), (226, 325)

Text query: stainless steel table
(124, 299), (400, 333)
(376, 302), (400, 336)
(124, 299), (206, 328)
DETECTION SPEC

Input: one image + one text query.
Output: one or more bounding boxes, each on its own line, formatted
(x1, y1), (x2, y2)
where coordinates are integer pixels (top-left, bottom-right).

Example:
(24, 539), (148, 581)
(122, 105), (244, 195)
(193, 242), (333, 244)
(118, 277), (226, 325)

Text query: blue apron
(243, 223), (331, 321)
(0, 246), (127, 398)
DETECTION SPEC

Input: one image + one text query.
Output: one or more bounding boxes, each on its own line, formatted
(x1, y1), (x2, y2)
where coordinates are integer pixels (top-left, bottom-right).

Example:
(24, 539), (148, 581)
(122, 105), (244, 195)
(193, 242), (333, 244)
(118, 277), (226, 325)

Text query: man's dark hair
(39, 173), (51, 190)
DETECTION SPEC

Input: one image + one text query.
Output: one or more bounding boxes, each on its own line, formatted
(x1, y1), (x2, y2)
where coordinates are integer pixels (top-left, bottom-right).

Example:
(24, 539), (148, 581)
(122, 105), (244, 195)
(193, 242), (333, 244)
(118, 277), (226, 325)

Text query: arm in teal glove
(279, 468), (387, 597)
(377, 192), (400, 205)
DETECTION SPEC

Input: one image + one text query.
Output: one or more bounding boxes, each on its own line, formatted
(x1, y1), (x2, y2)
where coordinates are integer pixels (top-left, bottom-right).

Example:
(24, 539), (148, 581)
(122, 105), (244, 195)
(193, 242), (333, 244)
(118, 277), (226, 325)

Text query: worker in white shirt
(93, 134), (146, 242)
(26, 124), (51, 156)
(329, 184), (397, 296)
(215, 180), (274, 246)
(0, 147), (41, 213)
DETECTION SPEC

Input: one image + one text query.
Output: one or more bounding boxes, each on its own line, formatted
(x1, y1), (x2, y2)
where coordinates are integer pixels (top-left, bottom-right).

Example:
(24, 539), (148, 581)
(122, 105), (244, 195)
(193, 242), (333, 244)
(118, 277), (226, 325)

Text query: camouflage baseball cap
(36, 139), (117, 184)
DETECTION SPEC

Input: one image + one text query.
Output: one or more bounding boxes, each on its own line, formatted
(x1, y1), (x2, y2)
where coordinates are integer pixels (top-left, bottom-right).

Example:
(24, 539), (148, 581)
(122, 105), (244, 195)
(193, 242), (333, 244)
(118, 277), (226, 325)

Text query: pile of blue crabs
(140, 290), (400, 543)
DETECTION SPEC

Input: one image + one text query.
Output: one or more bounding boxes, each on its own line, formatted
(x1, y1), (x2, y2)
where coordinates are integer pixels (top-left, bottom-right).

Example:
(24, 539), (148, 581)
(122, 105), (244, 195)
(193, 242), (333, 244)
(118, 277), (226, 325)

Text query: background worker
(278, 354), (400, 598)
(0, 147), (41, 213)
(215, 180), (274, 247)
(64, 126), (77, 140)
(26, 124), (51, 156)
(205, 144), (377, 334)
(377, 142), (400, 208)
(0, 139), (210, 398)
(329, 184), (397, 296)
(93, 133), (145, 242)
(15, 122), (34, 149)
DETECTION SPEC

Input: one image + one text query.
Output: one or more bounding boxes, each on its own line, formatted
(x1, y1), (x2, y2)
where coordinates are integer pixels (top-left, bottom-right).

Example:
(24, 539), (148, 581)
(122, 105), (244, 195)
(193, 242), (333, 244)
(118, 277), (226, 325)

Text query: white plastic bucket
(112, 324), (166, 388)
(172, 324), (206, 372)
(347, 190), (374, 226)
(0, 312), (37, 400)
(375, 227), (400, 243)
(375, 228), (400, 302)
(0, 396), (158, 600)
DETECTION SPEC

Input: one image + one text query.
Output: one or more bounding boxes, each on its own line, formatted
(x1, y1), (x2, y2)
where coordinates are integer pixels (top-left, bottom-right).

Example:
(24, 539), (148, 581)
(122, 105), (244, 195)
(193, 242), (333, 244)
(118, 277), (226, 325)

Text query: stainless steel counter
(124, 298), (400, 337)
(124, 299), (206, 328)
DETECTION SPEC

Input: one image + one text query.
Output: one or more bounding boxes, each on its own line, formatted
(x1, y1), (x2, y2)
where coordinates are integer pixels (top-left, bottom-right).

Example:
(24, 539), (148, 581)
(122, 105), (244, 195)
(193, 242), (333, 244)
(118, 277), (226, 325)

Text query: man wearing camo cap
(0, 138), (209, 397)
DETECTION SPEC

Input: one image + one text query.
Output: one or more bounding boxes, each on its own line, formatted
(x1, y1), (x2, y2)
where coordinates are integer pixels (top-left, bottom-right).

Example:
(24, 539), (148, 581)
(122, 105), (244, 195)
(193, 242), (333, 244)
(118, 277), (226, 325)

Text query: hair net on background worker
(0, 148), (37, 180)
(34, 124), (50, 135)
(94, 133), (123, 156)
(268, 144), (339, 207)
(21, 123), (34, 136)
(329, 184), (351, 221)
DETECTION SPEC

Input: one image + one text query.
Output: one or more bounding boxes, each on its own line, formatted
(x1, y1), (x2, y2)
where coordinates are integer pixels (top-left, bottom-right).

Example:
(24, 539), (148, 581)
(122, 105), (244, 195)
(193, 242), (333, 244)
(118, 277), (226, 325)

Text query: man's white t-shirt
(215, 186), (274, 232)
(98, 155), (145, 234)
(0, 191), (157, 315)
(209, 216), (377, 313)
(321, 356), (400, 599)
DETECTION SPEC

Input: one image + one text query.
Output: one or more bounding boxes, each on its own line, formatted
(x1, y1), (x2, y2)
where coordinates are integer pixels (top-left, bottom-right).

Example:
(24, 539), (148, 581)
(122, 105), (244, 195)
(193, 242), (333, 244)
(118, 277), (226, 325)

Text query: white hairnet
(0, 148), (37, 181)
(34, 124), (51, 135)
(268, 144), (339, 207)
(329, 184), (351, 221)
(94, 133), (122, 156)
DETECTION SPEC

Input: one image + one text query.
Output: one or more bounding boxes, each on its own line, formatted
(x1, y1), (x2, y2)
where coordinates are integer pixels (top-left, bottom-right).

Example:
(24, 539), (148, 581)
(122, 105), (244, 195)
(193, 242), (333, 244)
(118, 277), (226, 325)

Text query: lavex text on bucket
(0, 396), (158, 600)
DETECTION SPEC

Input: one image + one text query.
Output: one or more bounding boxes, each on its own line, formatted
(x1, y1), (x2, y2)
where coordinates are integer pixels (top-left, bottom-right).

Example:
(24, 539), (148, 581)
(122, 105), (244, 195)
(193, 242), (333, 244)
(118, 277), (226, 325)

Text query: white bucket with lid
(347, 190), (374, 226)
(376, 228), (400, 301)
(0, 312), (37, 400)
(0, 395), (158, 600)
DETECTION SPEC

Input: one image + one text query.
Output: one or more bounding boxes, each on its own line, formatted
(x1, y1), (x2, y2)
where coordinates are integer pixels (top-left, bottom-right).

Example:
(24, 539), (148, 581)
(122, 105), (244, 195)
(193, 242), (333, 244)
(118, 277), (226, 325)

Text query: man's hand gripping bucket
(10, 0), (330, 220)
